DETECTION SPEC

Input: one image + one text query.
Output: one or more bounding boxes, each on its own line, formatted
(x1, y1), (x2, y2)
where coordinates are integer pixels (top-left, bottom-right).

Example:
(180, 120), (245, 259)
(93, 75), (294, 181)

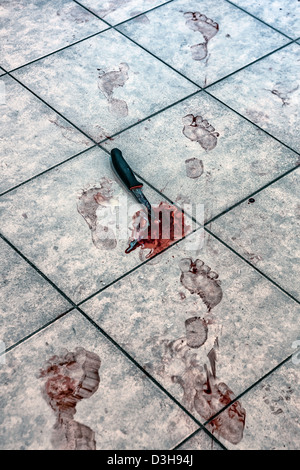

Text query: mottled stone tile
(177, 430), (223, 450)
(81, 230), (300, 448)
(0, 238), (71, 349)
(206, 360), (300, 449)
(0, 68), (6, 77)
(0, 76), (93, 194)
(12, 30), (198, 141)
(210, 169), (300, 301)
(0, 0), (107, 70)
(0, 147), (192, 303)
(232, 0), (300, 38)
(102, 93), (299, 222)
(209, 43), (300, 152)
(116, 0), (289, 87)
(0, 310), (197, 450)
(78, 0), (168, 25)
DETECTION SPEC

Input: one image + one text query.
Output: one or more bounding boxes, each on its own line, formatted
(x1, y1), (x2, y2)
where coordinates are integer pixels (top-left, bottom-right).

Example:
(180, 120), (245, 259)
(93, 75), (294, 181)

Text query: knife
(110, 148), (152, 253)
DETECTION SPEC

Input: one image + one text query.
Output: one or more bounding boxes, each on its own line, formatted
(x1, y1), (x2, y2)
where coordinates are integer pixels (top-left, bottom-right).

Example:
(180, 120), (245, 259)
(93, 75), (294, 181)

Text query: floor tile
(77, 0), (168, 25)
(116, 0), (289, 87)
(12, 29), (198, 141)
(0, 147), (192, 304)
(205, 359), (300, 449)
(0, 76), (93, 194)
(0, 238), (71, 349)
(231, 0), (300, 39)
(80, 230), (300, 447)
(0, 0), (107, 70)
(102, 92), (299, 222)
(0, 68), (6, 76)
(210, 169), (300, 301)
(209, 43), (300, 152)
(177, 430), (223, 450)
(0, 310), (197, 450)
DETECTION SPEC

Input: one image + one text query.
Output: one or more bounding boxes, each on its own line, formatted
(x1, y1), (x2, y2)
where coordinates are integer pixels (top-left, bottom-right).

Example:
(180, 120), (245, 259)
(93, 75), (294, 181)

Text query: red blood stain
(126, 202), (190, 259)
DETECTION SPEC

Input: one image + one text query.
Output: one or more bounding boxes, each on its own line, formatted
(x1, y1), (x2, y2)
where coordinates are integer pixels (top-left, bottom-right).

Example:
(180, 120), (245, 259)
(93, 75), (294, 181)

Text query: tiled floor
(0, 0), (299, 451)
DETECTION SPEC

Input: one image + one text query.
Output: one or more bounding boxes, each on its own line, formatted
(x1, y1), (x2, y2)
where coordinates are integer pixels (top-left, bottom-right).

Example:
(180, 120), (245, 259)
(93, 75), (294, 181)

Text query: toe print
(184, 12), (219, 61)
(185, 157), (204, 179)
(39, 347), (101, 450)
(179, 258), (223, 311)
(97, 63), (129, 117)
(184, 12), (219, 42)
(182, 114), (219, 151)
(77, 177), (118, 250)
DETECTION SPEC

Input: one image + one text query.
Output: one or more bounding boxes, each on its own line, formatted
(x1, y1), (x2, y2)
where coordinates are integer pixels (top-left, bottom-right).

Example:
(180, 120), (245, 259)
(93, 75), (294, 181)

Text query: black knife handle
(111, 148), (143, 190)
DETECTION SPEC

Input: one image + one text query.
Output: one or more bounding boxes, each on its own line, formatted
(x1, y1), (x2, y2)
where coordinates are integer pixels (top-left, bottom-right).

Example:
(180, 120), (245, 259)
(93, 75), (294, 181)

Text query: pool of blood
(126, 202), (190, 258)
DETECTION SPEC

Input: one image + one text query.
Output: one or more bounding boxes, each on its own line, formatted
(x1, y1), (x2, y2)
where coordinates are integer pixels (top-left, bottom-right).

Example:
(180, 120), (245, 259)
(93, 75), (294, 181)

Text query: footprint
(185, 157), (204, 178)
(184, 12), (219, 61)
(97, 63), (130, 117)
(194, 365), (246, 444)
(77, 177), (118, 250)
(182, 114), (219, 151)
(179, 258), (223, 311)
(39, 347), (101, 450)
(185, 316), (208, 348)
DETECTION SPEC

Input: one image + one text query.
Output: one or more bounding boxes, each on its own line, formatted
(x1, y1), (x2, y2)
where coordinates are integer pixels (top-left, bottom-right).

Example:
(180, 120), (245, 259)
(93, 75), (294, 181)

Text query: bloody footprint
(184, 12), (219, 61)
(179, 258), (223, 311)
(77, 177), (118, 250)
(39, 347), (101, 450)
(97, 63), (129, 117)
(182, 114), (219, 151)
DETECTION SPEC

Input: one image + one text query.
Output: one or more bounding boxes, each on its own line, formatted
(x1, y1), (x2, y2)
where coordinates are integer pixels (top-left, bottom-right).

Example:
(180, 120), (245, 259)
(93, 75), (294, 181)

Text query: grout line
(0, 307), (75, 356)
(72, 0), (201, 89)
(0, 232), (225, 449)
(203, 39), (296, 91)
(74, 0), (176, 28)
(204, 227), (300, 305)
(77, 225), (201, 306)
(204, 165), (300, 226)
(5, 27), (111, 75)
(203, 354), (293, 427)
(203, 89), (300, 156)
(7, 73), (101, 146)
(173, 354), (293, 450)
(0, 145), (97, 198)
(96, 89), (201, 144)
(224, 0), (295, 40)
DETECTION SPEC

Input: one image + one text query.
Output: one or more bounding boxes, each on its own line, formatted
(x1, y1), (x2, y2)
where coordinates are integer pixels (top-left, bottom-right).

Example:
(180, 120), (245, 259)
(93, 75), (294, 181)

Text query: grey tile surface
(77, 0), (169, 25)
(0, 147), (191, 304)
(12, 29), (198, 141)
(0, 310), (198, 450)
(81, 230), (300, 442)
(0, 75), (93, 194)
(206, 359), (300, 449)
(0, 238), (71, 349)
(231, 0), (300, 38)
(210, 169), (300, 301)
(0, 68), (6, 77)
(0, 0), (107, 70)
(117, 0), (289, 87)
(102, 92), (299, 222)
(209, 43), (300, 152)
